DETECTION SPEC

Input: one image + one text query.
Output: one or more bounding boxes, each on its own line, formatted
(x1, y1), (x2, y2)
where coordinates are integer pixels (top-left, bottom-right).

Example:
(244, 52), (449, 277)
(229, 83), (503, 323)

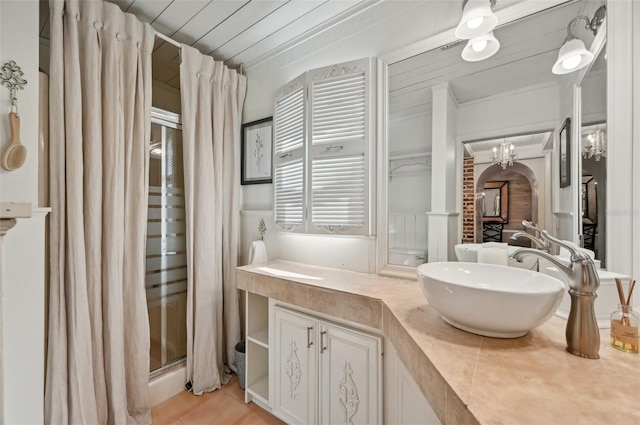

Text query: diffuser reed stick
(625, 280), (636, 306)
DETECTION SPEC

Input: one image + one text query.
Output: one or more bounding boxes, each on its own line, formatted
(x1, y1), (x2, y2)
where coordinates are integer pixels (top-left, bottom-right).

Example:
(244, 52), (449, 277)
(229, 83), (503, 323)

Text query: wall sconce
(552, 5), (606, 75)
(455, 0), (498, 39)
(462, 31), (500, 62)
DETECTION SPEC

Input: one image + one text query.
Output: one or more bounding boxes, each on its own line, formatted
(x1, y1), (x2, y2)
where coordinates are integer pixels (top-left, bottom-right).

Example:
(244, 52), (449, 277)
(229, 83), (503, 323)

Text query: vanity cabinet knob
(307, 326), (313, 348)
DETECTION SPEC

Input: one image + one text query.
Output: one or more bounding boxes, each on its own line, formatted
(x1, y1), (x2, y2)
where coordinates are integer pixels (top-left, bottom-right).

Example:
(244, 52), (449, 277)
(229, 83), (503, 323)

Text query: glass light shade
(455, 0), (498, 39)
(552, 37), (594, 75)
(462, 32), (500, 62)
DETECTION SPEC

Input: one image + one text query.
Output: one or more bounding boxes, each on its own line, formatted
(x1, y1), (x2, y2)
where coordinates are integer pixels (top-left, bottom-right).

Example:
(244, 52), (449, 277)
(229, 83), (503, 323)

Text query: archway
(474, 162), (539, 244)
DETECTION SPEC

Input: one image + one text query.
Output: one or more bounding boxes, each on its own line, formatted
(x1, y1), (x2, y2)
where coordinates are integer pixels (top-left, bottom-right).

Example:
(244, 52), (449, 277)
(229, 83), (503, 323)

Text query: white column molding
(429, 83), (459, 262)
(632, 0), (640, 306)
(606, 0), (634, 277)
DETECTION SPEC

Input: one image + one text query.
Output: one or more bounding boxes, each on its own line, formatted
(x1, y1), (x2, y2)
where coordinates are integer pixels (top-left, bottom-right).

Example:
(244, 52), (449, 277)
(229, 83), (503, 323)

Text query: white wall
(389, 112), (432, 156)
(0, 1), (46, 423)
(389, 112), (432, 214)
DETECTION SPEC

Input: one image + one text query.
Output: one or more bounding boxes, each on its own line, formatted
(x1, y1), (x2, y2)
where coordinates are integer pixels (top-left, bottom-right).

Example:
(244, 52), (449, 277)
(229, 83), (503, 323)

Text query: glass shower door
(146, 108), (187, 373)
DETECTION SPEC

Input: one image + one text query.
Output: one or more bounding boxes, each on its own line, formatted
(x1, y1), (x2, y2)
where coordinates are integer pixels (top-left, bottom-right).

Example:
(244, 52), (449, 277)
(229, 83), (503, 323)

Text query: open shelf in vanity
(245, 292), (270, 407)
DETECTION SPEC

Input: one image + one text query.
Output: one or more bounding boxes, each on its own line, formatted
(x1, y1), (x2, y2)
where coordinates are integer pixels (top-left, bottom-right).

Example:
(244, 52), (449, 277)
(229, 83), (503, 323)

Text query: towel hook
(1, 61), (28, 114)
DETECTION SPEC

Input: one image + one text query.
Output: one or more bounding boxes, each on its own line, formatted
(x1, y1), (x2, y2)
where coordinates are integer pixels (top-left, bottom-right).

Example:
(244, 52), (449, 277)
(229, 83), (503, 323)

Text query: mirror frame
(482, 181), (509, 222)
(376, 0), (572, 278)
(581, 175), (597, 223)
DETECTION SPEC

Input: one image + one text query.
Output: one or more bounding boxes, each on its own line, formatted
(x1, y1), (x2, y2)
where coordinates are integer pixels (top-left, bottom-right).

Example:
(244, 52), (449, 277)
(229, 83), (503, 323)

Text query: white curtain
(46, 0), (153, 423)
(180, 45), (246, 395)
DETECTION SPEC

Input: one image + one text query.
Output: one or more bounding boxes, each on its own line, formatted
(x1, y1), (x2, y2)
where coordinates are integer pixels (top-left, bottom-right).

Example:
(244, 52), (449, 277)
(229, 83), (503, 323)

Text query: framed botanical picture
(559, 117), (571, 188)
(241, 117), (273, 185)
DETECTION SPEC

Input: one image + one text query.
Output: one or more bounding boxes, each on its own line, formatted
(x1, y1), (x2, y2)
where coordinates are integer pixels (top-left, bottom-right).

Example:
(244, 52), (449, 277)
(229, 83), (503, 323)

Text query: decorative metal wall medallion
(338, 362), (360, 425)
(286, 340), (302, 399)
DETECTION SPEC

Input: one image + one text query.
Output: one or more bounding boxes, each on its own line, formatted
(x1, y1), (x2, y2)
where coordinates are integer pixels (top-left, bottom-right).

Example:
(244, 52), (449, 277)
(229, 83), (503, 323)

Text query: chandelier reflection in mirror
(491, 142), (517, 169)
(583, 127), (606, 161)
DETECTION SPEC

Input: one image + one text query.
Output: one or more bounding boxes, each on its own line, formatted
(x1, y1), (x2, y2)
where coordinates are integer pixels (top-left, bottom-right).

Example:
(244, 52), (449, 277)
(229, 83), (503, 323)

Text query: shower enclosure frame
(148, 107), (187, 379)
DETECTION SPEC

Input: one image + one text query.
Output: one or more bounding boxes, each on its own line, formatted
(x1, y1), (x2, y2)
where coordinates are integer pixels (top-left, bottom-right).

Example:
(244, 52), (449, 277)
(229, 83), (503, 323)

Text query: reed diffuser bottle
(611, 278), (638, 354)
(610, 304), (639, 353)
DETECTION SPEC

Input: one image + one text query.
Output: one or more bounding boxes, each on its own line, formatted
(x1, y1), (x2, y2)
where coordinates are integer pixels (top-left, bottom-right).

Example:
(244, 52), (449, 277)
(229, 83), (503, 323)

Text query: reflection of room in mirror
(483, 188), (500, 216)
(580, 37), (607, 266)
(384, 0), (603, 269)
(388, 213), (428, 266)
(387, 93), (432, 266)
(581, 124), (606, 263)
(464, 132), (552, 245)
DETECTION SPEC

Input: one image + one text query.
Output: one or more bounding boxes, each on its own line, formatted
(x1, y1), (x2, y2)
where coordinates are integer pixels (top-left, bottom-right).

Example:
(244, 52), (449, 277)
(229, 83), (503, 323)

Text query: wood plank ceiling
(39, 0), (380, 90)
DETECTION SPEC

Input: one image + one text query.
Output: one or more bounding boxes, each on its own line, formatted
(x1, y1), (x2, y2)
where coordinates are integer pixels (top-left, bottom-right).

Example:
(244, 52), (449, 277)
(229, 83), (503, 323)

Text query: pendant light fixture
(552, 6), (606, 75)
(583, 127), (606, 161)
(455, 0), (498, 40)
(491, 142), (516, 169)
(462, 31), (500, 62)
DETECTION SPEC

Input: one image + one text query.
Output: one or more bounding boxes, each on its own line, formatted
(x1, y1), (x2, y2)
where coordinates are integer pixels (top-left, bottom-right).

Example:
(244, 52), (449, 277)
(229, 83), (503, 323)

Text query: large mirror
(579, 43), (606, 266)
(381, 0), (606, 273)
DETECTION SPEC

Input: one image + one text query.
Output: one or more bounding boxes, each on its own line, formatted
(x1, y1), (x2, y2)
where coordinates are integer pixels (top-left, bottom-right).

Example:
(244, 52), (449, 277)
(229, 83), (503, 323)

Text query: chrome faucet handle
(521, 220), (542, 234)
(516, 221), (551, 251)
(538, 230), (590, 261)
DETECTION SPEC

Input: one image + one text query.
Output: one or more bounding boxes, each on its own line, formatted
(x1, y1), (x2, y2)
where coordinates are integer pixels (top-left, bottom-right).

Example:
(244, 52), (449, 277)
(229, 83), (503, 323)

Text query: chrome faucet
(510, 224), (600, 359)
(510, 221), (551, 252)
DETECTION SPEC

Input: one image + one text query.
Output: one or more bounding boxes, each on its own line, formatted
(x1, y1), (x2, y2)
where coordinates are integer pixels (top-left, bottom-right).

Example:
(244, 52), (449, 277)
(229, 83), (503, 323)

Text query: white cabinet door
(274, 307), (317, 425)
(318, 321), (382, 425)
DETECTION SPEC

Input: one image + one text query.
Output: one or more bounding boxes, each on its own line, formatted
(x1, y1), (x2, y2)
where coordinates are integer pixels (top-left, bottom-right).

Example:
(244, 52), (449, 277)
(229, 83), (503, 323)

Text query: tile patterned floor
(151, 376), (286, 425)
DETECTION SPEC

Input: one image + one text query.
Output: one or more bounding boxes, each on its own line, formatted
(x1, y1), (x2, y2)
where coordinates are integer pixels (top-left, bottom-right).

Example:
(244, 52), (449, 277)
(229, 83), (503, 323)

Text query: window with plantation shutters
(274, 75), (306, 231)
(309, 60), (370, 234)
(273, 58), (375, 236)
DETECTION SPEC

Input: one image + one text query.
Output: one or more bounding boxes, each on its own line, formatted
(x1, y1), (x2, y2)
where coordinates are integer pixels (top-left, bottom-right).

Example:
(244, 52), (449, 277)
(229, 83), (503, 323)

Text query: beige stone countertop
(236, 260), (640, 425)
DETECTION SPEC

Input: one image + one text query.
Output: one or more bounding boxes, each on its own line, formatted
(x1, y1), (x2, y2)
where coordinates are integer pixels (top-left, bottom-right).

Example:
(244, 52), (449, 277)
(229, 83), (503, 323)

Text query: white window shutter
(274, 75), (306, 231)
(308, 58), (374, 235)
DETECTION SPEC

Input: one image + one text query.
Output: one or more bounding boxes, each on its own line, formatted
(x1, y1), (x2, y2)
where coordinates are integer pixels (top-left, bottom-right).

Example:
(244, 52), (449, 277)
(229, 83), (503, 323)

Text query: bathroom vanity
(237, 261), (639, 425)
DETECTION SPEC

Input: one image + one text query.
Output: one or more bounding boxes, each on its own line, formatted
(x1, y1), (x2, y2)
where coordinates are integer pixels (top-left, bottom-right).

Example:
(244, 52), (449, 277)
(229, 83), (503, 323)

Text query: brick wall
(462, 157), (475, 243)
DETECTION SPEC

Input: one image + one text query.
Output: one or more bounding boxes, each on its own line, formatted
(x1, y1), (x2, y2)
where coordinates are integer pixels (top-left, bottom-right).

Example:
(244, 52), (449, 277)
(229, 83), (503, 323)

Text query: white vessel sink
(417, 262), (564, 338)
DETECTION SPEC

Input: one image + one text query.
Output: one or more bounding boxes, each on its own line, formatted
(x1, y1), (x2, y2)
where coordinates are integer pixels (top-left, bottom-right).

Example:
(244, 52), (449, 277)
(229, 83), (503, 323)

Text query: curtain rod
(155, 31), (181, 49)
(154, 30), (245, 75)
